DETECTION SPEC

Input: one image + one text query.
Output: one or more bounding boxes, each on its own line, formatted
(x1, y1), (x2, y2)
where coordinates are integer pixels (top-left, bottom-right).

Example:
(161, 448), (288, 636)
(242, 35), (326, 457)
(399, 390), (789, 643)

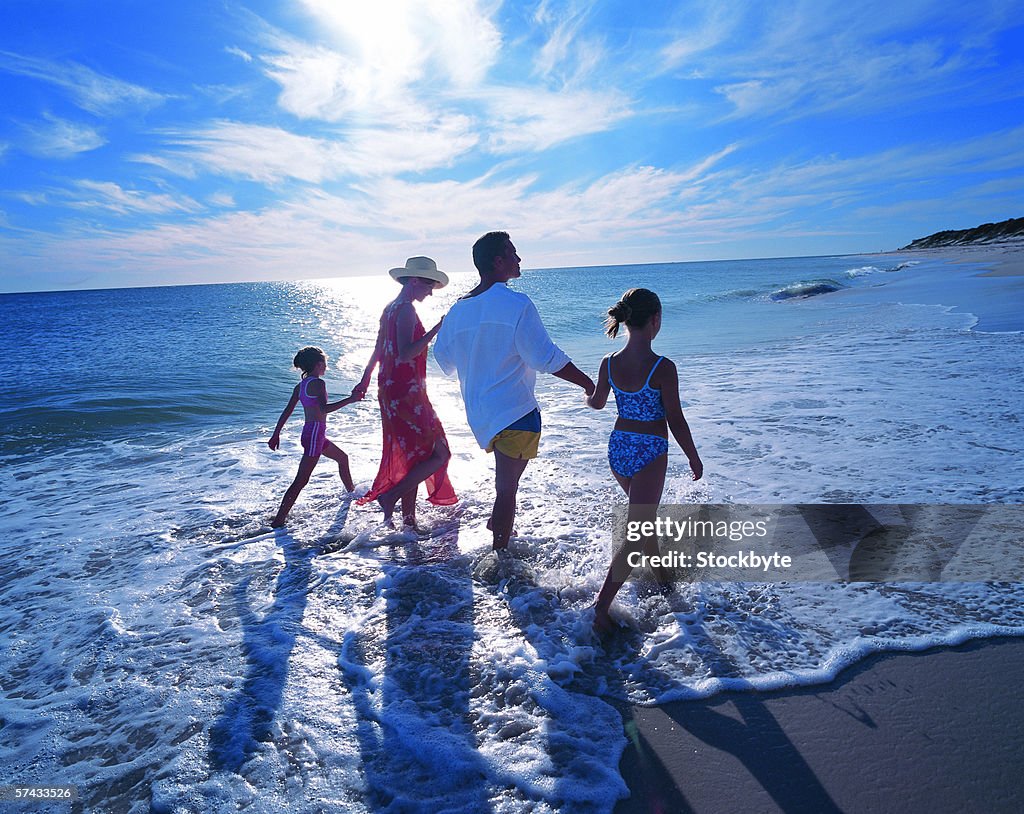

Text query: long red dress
(357, 301), (457, 507)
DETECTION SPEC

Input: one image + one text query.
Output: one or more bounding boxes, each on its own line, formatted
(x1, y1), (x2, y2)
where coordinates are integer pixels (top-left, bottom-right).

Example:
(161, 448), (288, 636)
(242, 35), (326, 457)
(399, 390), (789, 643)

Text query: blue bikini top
(608, 355), (665, 421)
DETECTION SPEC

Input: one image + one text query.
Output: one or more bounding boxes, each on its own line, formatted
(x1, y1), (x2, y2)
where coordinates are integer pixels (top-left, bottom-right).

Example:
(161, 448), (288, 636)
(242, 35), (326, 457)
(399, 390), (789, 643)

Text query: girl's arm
(395, 303), (442, 363)
(354, 316), (387, 396)
(326, 393), (361, 412)
(311, 378), (359, 413)
(586, 356), (611, 409)
(268, 385), (300, 450)
(657, 359), (704, 481)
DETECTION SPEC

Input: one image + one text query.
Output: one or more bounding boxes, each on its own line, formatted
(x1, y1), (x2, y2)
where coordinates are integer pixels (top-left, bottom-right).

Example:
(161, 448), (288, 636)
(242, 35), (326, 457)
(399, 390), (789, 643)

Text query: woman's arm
(354, 315), (386, 396)
(657, 359), (703, 480)
(586, 356), (611, 409)
(395, 303), (442, 362)
(268, 385), (300, 450)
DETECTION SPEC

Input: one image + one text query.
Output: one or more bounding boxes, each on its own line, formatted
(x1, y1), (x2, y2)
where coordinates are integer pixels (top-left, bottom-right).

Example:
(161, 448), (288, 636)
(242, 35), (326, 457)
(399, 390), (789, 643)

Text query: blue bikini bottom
(608, 430), (668, 478)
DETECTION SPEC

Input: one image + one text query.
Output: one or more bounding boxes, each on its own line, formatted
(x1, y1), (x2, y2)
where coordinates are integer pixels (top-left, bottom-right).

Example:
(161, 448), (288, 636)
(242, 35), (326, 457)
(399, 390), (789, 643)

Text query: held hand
(689, 456), (704, 481)
(584, 378), (596, 397)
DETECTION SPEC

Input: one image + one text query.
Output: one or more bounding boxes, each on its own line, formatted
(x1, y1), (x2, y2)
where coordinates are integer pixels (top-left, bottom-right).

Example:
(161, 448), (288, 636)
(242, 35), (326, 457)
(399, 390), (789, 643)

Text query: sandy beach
(892, 238), (1024, 277)
(615, 636), (1024, 813)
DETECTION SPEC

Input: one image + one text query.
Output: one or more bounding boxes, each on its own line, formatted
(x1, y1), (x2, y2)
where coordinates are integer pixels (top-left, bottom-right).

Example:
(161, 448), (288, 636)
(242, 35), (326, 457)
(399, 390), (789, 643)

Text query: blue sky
(2, 1), (1023, 292)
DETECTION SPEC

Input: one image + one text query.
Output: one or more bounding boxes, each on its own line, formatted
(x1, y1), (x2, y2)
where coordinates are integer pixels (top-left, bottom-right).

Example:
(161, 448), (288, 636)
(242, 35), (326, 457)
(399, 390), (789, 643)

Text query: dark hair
(472, 230), (510, 275)
(605, 288), (661, 338)
(293, 346), (327, 377)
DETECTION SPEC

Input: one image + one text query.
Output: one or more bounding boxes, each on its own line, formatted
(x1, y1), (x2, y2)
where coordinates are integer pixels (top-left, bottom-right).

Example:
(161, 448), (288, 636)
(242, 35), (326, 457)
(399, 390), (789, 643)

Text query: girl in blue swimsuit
(586, 289), (703, 632)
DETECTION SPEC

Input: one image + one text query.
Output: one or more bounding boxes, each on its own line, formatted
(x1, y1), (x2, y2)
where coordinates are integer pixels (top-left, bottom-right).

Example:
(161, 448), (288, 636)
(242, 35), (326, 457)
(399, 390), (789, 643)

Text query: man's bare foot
(271, 517), (286, 529)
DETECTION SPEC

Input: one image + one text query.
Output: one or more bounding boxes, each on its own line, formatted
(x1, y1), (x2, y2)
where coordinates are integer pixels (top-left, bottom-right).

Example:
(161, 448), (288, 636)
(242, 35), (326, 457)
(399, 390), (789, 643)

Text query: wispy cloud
(482, 85), (632, 154)
(208, 192), (236, 207)
(163, 122), (343, 184)
(63, 180), (202, 216)
(225, 45), (253, 63)
(22, 114), (105, 158)
(659, 1), (1024, 121)
(0, 147), (747, 284)
(0, 50), (165, 115)
(159, 116), (479, 183)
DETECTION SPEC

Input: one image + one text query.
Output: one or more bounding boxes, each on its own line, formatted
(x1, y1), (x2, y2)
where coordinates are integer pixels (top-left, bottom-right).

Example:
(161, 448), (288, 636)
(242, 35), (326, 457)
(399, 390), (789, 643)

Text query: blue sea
(2, 253), (1024, 812)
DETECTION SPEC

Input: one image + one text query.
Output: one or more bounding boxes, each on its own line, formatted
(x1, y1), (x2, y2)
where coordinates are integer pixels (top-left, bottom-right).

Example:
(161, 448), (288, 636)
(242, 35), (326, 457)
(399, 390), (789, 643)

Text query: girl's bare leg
(594, 454), (667, 630)
(272, 455), (319, 528)
(321, 441), (354, 492)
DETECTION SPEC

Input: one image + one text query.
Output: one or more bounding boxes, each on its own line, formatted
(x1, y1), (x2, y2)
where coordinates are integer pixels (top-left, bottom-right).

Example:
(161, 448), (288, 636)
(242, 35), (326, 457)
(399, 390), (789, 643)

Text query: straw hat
(388, 256), (449, 288)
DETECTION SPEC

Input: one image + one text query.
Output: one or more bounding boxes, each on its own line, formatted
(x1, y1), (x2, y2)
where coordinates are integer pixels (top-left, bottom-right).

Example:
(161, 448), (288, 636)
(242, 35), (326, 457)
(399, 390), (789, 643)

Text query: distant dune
(901, 217), (1024, 249)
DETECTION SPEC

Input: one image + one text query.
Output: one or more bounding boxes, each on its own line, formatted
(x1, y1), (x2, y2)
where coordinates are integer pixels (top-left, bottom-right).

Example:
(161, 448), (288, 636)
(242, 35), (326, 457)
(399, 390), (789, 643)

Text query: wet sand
(616, 636), (1024, 813)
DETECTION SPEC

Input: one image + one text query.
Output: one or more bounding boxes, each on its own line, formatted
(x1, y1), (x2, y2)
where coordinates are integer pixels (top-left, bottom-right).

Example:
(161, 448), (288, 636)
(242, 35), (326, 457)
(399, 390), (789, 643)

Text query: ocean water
(2, 253), (1023, 812)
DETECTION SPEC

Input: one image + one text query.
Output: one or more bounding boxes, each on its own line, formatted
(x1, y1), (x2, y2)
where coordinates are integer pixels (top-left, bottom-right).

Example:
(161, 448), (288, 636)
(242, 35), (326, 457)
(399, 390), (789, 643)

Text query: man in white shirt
(434, 231), (595, 550)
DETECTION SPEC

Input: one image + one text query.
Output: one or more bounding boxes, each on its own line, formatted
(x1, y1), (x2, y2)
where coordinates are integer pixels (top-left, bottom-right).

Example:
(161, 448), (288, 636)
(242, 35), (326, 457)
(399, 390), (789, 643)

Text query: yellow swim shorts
(486, 409), (542, 460)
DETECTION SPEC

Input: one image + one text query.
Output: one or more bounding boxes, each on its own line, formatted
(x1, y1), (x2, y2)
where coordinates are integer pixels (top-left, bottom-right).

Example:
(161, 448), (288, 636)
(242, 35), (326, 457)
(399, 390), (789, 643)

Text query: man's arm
(586, 356), (610, 408)
(552, 362), (595, 395)
(514, 298), (571, 374)
(432, 311), (455, 375)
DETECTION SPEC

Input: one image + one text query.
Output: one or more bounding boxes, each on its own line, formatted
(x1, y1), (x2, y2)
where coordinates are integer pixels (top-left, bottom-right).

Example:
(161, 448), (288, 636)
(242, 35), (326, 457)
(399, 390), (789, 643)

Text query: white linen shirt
(433, 283), (570, 448)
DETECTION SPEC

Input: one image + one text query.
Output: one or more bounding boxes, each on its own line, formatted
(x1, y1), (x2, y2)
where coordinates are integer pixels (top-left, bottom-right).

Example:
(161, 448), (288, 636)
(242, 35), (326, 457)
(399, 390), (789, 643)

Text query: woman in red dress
(355, 257), (457, 526)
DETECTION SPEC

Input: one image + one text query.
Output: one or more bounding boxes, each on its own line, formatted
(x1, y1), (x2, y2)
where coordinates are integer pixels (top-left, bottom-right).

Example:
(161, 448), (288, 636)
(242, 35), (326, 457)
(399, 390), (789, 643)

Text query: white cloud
(658, 2), (1024, 121)
(1, 147), (742, 284)
(531, 1), (608, 84)
(258, 1), (500, 124)
(482, 85), (632, 153)
(208, 192), (236, 207)
(63, 181), (201, 216)
(0, 50), (165, 115)
(164, 122), (345, 183)
(23, 114), (105, 158)
(660, 5), (739, 70)
(161, 116), (479, 183)
(225, 46), (253, 63)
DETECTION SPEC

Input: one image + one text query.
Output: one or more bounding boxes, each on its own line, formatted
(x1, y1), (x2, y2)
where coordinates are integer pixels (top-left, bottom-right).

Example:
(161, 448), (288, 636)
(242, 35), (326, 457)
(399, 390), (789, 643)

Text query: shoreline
(615, 635), (1024, 813)
(889, 238), (1024, 277)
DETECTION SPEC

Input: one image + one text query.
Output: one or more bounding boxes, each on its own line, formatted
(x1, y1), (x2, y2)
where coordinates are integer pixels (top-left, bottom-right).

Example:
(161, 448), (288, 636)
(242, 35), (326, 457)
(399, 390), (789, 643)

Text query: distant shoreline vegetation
(901, 217), (1024, 249)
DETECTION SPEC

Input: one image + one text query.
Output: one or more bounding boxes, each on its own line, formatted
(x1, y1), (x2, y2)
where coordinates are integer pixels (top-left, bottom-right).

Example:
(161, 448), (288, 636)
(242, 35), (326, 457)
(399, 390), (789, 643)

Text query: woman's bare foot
(592, 605), (616, 635)
(377, 492), (398, 524)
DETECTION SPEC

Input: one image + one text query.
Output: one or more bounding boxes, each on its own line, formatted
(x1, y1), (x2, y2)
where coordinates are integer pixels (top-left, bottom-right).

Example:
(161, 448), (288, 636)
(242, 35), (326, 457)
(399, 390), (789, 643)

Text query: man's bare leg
(491, 449), (529, 550)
